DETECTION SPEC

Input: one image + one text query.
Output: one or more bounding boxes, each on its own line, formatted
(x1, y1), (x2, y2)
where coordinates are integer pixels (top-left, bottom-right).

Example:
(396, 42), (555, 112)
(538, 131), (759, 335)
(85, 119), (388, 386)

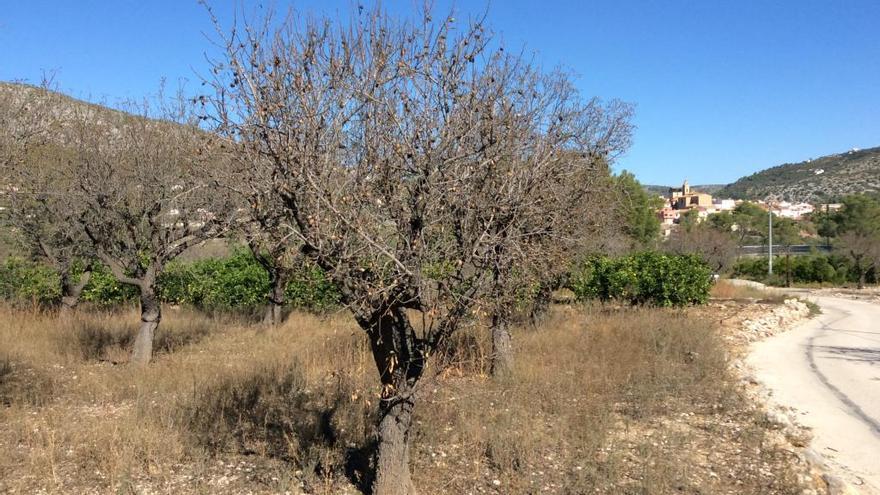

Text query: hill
(716, 147), (880, 202)
(642, 183), (725, 198)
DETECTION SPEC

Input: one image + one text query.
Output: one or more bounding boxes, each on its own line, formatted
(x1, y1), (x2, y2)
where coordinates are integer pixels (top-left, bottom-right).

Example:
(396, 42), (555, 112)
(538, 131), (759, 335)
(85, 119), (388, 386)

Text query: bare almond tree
(472, 105), (633, 377)
(63, 94), (237, 365)
(0, 81), (53, 181)
(6, 153), (96, 312)
(210, 145), (302, 325)
(206, 6), (630, 493)
(664, 224), (739, 274)
(2, 81), (97, 312)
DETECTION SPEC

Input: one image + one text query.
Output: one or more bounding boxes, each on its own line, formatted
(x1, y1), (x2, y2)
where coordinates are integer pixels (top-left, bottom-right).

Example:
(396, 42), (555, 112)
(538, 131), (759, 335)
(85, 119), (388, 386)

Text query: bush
(284, 263), (341, 313)
(159, 250), (340, 313)
(80, 264), (138, 307)
(570, 252), (712, 307)
(158, 250), (269, 311)
(1, 250), (340, 314)
(731, 254), (874, 286)
(0, 257), (61, 306)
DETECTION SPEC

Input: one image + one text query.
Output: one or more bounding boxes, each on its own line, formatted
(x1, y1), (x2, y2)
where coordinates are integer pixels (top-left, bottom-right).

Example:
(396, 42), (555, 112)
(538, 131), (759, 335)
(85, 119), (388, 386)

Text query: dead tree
(66, 94), (236, 365)
(206, 6), (628, 493)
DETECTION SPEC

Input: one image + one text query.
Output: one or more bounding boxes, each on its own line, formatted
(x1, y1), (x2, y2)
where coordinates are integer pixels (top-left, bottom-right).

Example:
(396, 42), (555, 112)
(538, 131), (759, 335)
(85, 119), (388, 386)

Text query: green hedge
(0, 250), (340, 313)
(81, 265), (139, 307)
(732, 254), (876, 286)
(570, 252), (712, 307)
(158, 250), (340, 313)
(0, 257), (61, 306)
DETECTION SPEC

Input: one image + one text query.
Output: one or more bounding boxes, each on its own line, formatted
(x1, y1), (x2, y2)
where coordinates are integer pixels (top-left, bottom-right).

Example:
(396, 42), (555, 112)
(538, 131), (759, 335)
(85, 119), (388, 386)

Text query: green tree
(834, 195), (880, 288)
(678, 209), (700, 232)
(731, 202), (768, 247)
(615, 171), (662, 247)
(772, 216), (801, 287)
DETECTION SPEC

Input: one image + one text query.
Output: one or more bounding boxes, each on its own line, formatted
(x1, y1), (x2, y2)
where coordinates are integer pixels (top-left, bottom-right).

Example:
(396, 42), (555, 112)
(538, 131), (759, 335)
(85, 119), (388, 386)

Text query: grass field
(0, 303), (806, 494)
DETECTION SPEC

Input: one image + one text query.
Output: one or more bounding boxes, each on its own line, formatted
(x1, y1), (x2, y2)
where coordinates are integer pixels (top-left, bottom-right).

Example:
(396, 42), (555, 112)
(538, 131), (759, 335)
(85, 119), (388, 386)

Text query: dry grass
(0, 303), (806, 494)
(711, 279), (787, 303)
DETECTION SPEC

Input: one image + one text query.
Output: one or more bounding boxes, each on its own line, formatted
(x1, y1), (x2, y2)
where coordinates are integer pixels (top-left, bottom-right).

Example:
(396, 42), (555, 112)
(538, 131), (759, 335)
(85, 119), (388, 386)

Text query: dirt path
(748, 294), (880, 494)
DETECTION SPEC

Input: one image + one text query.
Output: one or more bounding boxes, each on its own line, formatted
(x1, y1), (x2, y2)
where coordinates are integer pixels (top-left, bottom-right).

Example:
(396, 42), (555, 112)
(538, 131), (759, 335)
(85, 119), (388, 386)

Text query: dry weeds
(0, 303), (808, 494)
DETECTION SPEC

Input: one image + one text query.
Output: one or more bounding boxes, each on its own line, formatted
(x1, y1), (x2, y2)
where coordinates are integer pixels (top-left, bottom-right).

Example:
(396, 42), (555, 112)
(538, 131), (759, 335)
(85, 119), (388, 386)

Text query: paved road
(748, 294), (880, 494)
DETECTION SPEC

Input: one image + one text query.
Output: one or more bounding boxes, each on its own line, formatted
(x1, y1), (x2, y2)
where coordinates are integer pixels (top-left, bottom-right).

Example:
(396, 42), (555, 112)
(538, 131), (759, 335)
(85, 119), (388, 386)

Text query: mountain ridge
(641, 146), (880, 203)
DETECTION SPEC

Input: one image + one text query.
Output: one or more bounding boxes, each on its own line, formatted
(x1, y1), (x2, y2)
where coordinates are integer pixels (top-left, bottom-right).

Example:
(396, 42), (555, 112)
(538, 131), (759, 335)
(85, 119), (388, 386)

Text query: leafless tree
(664, 224), (739, 274)
(475, 146), (631, 378)
(63, 93), (237, 364)
(0, 81), (53, 181)
(209, 143), (303, 325)
(6, 153), (96, 312)
(2, 81), (98, 312)
(205, 6), (630, 493)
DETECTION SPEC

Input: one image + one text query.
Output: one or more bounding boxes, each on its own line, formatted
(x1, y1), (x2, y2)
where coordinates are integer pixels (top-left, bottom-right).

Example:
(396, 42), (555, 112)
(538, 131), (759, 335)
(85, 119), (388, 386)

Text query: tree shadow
(344, 439), (377, 494)
(815, 345), (880, 364)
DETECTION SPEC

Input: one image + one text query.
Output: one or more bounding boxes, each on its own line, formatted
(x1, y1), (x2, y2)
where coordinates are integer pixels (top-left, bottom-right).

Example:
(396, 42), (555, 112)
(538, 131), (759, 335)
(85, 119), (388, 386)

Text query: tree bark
(365, 308), (423, 495)
(131, 284), (161, 366)
(373, 393), (417, 495)
(59, 269), (92, 315)
(262, 269), (288, 326)
(490, 312), (513, 378)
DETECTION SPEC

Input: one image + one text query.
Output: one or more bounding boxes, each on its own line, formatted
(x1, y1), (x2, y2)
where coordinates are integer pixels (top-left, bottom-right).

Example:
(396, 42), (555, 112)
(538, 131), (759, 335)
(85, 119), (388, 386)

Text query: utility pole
(768, 206), (773, 275)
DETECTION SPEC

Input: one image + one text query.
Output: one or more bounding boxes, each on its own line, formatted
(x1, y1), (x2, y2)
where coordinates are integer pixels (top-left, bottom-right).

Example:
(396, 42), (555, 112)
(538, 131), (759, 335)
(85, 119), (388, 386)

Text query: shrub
(158, 250), (269, 311)
(0, 250), (340, 314)
(0, 257), (61, 306)
(731, 254), (874, 286)
(570, 252), (712, 306)
(159, 250), (340, 313)
(284, 263), (341, 313)
(80, 264), (138, 307)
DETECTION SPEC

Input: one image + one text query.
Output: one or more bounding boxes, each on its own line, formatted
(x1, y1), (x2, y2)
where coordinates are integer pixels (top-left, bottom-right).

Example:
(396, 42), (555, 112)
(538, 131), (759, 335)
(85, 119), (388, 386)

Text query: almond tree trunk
(131, 283), (161, 366)
(490, 312), (513, 378)
(59, 269), (92, 315)
(262, 269), (288, 326)
(366, 309), (423, 495)
(854, 255), (866, 289)
(374, 392), (417, 495)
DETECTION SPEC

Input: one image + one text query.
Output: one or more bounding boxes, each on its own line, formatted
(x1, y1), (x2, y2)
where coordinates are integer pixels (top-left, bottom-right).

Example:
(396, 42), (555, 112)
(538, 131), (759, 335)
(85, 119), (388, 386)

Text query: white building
(712, 198), (736, 211)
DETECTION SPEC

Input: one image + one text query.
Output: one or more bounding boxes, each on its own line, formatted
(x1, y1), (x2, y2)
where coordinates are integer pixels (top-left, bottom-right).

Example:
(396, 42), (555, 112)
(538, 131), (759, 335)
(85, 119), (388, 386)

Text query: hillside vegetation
(642, 183), (725, 198)
(717, 147), (880, 202)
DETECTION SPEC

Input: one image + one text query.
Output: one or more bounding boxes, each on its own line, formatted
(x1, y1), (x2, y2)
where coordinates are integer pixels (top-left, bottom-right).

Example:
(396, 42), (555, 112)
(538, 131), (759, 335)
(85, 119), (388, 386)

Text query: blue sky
(2, 1), (878, 185)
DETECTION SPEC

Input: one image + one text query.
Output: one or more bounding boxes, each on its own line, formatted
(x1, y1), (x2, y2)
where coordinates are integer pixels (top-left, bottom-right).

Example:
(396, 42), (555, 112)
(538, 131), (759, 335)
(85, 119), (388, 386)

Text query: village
(655, 180), (842, 238)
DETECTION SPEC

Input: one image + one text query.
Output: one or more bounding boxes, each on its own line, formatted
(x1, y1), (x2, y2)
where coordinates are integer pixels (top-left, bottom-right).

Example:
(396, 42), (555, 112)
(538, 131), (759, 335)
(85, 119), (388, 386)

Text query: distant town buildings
(657, 180), (729, 236)
(655, 179), (834, 238)
(751, 200), (816, 219)
(669, 180), (713, 209)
